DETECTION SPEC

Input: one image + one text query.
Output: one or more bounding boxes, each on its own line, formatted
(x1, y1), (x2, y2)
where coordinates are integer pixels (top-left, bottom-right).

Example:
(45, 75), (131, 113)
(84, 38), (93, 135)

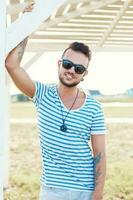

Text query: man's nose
(67, 66), (75, 73)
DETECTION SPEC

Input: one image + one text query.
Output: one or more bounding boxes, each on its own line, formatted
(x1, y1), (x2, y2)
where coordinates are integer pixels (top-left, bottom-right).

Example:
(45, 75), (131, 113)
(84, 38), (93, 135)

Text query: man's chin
(60, 80), (79, 87)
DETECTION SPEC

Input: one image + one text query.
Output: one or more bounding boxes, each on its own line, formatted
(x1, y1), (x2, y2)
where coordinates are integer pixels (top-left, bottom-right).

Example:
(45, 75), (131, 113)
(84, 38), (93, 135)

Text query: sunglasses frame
(61, 59), (87, 74)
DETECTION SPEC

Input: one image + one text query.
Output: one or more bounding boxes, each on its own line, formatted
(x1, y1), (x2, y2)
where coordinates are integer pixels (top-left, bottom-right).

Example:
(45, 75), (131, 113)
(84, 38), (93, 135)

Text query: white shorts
(39, 185), (93, 200)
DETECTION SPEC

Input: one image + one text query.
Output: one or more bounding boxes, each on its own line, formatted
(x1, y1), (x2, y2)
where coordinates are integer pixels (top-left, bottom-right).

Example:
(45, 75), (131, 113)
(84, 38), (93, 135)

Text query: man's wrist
(92, 193), (103, 200)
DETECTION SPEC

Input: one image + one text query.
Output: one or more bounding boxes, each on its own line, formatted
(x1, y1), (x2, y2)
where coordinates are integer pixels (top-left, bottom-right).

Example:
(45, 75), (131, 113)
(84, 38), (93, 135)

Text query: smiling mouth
(65, 73), (74, 80)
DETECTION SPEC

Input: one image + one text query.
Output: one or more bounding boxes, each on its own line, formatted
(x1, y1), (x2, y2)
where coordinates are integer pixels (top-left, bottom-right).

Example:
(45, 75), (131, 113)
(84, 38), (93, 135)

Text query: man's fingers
(22, 2), (35, 13)
(31, 2), (35, 5)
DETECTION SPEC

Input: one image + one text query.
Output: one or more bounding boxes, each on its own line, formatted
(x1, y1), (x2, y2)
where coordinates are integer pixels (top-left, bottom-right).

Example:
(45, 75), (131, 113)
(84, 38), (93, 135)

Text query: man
(5, 4), (106, 200)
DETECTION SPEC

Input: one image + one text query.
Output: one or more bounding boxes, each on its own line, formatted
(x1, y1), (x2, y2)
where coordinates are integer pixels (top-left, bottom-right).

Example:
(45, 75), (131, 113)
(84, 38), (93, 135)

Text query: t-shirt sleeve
(90, 104), (106, 135)
(31, 81), (46, 108)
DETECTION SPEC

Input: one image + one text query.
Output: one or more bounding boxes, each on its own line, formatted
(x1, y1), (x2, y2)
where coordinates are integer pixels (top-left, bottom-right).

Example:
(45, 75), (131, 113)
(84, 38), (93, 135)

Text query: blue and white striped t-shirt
(32, 81), (106, 191)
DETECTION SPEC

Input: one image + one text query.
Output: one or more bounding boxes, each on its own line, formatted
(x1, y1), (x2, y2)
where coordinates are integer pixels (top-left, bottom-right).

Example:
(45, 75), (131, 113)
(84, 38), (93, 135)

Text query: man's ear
(57, 59), (61, 67)
(84, 70), (88, 77)
(81, 70), (88, 81)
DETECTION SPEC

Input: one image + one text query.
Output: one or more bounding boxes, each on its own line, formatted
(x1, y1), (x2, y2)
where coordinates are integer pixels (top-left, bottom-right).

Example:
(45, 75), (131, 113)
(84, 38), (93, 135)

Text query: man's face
(58, 49), (89, 87)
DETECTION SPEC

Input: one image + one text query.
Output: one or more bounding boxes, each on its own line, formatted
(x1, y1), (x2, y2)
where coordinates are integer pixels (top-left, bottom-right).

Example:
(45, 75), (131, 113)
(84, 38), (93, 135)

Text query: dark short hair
(61, 42), (92, 62)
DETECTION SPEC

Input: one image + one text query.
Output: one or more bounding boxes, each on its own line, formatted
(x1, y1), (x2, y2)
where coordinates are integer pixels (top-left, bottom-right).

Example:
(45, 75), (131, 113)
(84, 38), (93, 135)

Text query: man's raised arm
(5, 4), (35, 98)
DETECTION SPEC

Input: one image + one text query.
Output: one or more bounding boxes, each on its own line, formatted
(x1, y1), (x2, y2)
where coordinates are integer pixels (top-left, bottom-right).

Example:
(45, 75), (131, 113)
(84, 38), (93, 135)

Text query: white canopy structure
(7, 0), (133, 52)
(0, 0), (133, 199)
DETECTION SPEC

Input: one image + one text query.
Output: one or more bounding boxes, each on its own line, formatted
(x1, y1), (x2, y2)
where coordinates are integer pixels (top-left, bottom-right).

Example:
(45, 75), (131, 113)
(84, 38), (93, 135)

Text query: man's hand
(22, 2), (35, 13)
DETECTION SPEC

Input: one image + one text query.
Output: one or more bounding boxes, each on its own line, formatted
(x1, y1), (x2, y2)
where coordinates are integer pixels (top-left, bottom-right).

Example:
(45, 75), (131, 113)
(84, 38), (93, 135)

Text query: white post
(0, 0), (8, 200)
(1, 1), (65, 199)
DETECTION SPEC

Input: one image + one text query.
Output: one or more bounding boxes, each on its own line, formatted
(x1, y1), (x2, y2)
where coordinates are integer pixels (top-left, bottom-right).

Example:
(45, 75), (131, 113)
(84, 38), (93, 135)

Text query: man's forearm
(6, 1), (33, 67)
(92, 152), (106, 200)
(17, 37), (29, 62)
(5, 37), (28, 69)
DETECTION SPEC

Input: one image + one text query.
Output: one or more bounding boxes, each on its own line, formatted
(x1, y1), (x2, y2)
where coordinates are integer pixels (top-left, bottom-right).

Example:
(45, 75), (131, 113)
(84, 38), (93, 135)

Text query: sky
(10, 51), (133, 95)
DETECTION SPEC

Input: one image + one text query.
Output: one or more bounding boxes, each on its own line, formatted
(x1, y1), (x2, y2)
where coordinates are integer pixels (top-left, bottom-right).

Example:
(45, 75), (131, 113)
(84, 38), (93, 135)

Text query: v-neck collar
(53, 85), (88, 112)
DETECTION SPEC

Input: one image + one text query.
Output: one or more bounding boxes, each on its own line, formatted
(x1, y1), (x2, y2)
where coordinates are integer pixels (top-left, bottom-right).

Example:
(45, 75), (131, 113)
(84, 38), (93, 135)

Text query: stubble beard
(59, 74), (80, 88)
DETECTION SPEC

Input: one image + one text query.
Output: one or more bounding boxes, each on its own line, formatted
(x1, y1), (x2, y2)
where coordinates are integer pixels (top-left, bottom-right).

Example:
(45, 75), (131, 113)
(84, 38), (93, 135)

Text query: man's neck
(57, 83), (78, 100)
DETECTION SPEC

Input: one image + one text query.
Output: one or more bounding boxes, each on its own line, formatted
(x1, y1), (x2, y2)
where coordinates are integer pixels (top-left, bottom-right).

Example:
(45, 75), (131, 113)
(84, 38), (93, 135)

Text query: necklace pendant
(60, 124), (67, 132)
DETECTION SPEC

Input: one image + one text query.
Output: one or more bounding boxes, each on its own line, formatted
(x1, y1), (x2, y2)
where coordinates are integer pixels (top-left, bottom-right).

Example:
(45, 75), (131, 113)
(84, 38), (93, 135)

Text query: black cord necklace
(57, 87), (79, 132)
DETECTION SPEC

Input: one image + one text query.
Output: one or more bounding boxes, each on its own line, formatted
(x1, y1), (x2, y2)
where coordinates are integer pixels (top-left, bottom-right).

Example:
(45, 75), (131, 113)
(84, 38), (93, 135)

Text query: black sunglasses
(61, 59), (87, 74)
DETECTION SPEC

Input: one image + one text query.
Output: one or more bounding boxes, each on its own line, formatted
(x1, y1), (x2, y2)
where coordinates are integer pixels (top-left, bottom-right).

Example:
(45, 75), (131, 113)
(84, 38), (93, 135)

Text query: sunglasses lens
(75, 65), (86, 74)
(62, 59), (86, 74)
(62, 60), (72, 69)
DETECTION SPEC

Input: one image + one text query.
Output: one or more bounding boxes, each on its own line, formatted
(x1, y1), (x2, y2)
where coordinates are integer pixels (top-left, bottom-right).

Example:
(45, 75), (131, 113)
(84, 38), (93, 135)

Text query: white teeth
(67, 74), (72, 78)
(65, 73), (73, 79)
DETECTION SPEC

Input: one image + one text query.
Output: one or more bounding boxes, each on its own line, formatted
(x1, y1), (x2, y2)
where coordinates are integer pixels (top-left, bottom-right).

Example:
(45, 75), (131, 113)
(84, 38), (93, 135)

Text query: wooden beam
(59, 21), (111, 25)
(10, 0), (20, 22)
(67, 0), (89, 4)
(69, 18), (112, 23)
(23, 52), (44, 69)
(109, 35), (133, 38)
(45, 27), (105, 33)
(31, 33), (102, 38)
(47, 26), (107, 31)
(7, 2), (27, 15)
(98, 0), (133, 46)
(25, 41), (133, 52)
(39, 0), (119, 30)
(36, 29), (104, 35)
(6, 0), (66, 54)
(53, 4), (68, 18)
(105, 40), (133, 44)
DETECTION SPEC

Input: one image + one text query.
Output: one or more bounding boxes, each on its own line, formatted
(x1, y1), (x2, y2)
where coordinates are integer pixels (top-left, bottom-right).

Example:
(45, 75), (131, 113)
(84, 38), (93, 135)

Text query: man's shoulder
(35, 81), (56, 89)
(85, 93), (103, 110)
(45, 83), (56, 88)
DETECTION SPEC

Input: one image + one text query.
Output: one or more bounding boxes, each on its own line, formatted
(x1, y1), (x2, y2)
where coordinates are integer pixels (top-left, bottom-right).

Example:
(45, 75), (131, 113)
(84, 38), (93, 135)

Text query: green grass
(103, 107), (133, 118)
(10, 102), (36, 118)
(10, 102), (133, 118)
(97, 96), (133, 103)
(104, 124), (133, 200)
(4, 124), (40, 200)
